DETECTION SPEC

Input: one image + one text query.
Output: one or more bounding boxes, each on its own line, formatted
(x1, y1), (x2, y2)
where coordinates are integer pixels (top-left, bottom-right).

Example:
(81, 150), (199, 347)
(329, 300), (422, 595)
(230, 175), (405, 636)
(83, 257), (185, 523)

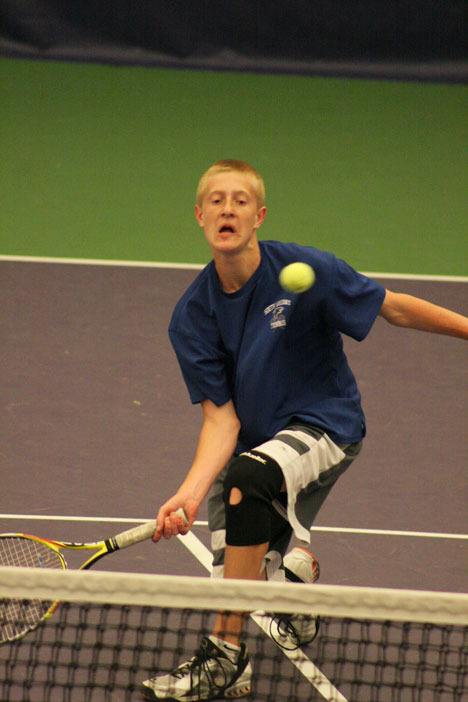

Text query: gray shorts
(208, 424), (361, 580)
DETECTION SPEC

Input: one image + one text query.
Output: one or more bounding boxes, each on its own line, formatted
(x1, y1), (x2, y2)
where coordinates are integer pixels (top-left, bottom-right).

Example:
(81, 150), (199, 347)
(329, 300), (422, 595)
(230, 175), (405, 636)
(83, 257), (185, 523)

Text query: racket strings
(0, 536), (62, 569)
(0, 536), (63, 643)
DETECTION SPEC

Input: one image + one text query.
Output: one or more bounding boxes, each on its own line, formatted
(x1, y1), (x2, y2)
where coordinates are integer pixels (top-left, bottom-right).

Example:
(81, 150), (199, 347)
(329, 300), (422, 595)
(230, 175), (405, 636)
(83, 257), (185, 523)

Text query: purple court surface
(2, 260), (467, 592)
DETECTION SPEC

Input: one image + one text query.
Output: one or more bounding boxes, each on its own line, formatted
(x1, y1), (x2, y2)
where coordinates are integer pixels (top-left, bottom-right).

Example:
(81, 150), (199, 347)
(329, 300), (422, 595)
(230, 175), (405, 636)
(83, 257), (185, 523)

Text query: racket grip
(113, 509), (188, 549)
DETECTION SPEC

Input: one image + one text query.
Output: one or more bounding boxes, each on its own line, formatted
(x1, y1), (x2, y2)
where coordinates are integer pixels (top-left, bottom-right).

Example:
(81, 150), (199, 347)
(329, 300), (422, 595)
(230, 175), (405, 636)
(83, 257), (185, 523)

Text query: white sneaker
(269, 612), (320, 651)
(142, 635), (252, 700)
(284, 547), (320, 584)
(270, 547), (320, 650)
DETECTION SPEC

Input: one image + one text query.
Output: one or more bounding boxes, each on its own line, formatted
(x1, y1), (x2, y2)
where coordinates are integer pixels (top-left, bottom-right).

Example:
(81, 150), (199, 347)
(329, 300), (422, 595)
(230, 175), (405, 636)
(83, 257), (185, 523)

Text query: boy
(143, 160), (467, 701)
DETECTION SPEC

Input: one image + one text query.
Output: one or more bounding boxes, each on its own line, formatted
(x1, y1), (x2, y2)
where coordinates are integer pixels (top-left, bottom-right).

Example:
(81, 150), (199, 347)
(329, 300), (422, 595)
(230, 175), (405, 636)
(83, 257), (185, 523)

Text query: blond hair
(196, 160), (265, 208)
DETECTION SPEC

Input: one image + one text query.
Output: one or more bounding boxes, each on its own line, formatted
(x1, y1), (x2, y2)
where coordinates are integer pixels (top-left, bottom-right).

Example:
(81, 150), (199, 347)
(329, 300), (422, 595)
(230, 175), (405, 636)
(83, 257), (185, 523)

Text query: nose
(221, 197), (235, 216)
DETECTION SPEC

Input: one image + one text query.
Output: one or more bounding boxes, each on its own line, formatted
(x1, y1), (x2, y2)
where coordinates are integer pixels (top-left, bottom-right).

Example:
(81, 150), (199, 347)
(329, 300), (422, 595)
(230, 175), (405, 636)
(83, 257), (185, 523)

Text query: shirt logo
(264, 299), (291, 329)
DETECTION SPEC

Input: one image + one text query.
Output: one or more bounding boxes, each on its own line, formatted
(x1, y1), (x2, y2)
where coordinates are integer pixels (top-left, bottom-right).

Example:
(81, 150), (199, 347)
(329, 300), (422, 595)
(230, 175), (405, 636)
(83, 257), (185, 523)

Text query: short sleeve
(169, 329), (231, 406)
(323, 257), (386, 341)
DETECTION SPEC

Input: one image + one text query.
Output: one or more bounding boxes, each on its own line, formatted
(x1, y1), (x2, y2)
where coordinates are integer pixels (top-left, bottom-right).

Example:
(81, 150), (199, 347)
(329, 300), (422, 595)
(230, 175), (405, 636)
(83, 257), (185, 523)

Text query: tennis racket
(0, 510), (187, 644)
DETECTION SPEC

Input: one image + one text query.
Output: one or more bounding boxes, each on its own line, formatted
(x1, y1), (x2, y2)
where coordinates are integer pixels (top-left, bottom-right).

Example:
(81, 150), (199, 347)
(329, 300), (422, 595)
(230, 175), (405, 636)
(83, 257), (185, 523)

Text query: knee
(223, 456), (259, 506)
(228, 486), (243, 505)
(223, 452), (283, 506)
(222, 452), (284, 547)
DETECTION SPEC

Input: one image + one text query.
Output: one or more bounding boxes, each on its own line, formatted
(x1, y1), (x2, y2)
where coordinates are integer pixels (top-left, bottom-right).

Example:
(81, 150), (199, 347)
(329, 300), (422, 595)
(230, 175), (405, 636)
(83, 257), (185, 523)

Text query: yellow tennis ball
(279, 262), (315, 293)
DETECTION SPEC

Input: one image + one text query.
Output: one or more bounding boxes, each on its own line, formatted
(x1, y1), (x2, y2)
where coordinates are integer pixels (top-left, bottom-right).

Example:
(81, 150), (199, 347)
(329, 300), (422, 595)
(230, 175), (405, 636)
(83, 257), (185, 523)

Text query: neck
(214, 240), (261, 293)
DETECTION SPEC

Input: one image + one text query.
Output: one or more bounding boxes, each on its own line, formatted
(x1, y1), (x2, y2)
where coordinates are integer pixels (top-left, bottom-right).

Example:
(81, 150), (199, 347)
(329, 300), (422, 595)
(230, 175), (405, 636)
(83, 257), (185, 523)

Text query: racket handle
(113, 509), (188, 550)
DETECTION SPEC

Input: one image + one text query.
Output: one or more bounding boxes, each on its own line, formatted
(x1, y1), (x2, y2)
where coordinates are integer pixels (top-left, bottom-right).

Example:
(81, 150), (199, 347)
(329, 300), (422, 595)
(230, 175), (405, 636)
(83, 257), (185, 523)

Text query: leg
(143, 455), (284, 699)
(212, 542), (268, 645)
(253, 427), (362, 649)
(208, 470), (292, 582)
(212, 452), (285, 644)
(255, 425), (362, 543)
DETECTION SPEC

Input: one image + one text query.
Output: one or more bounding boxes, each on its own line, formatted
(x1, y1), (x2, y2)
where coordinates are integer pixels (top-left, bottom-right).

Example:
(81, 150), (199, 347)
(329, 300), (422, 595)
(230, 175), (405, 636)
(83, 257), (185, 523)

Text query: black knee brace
(223, 451), (284, 546)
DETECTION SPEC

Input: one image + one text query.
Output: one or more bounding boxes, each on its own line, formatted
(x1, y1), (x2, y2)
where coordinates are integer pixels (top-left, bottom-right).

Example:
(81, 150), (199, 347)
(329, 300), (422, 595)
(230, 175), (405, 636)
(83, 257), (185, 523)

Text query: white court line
(309, 526), (468, 540)
(0, 254), (204, 271)
(1, 254), (467, 282)
(0, 514), (208, 527)
(0, 515), (466, 540)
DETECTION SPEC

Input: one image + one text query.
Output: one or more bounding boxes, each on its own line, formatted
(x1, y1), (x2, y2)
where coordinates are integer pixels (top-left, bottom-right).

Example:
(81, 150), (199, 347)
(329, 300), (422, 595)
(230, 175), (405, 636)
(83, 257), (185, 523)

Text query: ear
(194, 204), (204, 228)
(254, 206), (267, 230)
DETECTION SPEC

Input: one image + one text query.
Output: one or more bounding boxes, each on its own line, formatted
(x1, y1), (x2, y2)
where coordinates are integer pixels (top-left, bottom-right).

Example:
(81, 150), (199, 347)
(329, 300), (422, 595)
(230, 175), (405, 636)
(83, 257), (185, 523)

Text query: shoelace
(172, 640), (231, 699)
(269, 614), (320, 651)
(269, 615), (301, 650)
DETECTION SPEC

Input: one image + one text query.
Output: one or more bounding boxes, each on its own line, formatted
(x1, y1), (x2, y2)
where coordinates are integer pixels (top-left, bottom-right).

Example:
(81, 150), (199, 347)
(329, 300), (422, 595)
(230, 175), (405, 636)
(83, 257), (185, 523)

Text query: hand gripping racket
(0, 509), (187, 644)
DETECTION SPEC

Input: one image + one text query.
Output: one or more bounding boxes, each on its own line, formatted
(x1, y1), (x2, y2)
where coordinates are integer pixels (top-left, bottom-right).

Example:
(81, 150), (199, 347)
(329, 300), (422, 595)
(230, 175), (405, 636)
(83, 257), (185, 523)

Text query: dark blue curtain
(1, 1), (466, 82)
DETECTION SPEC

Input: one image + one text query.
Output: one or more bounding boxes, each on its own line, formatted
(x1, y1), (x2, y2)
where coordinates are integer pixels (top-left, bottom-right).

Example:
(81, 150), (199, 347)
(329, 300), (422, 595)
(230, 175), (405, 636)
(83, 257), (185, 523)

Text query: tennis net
(0, 566), (467, 701)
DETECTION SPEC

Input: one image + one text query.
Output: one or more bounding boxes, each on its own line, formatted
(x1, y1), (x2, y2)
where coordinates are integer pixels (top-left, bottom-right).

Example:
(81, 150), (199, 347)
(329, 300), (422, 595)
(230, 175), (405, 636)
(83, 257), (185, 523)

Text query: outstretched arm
(153, 399), (241, 542)
(379, 290), (468, 340)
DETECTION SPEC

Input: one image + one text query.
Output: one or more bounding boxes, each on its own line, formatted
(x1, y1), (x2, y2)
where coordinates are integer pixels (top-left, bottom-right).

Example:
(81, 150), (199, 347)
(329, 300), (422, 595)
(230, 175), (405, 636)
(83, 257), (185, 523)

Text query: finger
(164, 511), (188, 538)
(153, 507), (189, 542)
(176, 515), (190, 535)
(172, 508), (189, 532)
(152, 522), (162, 543)
(153, 509), (168, 542)
(163, 516), (178, 539)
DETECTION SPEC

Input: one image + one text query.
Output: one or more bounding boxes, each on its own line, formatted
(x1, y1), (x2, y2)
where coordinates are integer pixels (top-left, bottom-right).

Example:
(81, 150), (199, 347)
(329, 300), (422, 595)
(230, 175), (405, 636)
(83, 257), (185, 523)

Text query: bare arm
(379, 290), (468, 340)
(153, 399), (240, 541)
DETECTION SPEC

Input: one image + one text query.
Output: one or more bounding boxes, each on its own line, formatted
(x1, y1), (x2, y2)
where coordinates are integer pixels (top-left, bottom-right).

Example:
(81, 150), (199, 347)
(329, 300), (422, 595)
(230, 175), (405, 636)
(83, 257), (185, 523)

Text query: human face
(195, 171), (266, 256)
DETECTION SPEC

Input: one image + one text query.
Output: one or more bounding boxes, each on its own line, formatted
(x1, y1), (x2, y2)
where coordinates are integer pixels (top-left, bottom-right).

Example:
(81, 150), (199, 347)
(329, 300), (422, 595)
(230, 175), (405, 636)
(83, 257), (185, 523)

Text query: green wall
(1, 58), (467, 275)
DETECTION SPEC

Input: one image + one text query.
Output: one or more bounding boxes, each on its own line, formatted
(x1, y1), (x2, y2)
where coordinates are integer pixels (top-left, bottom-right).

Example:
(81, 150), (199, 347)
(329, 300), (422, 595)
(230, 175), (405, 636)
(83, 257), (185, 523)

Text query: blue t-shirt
(169, 241), (385, 451)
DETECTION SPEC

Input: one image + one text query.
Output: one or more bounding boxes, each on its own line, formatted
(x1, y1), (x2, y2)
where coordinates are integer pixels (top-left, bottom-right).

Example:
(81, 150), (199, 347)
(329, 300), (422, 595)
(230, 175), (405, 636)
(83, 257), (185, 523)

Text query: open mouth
(219, 225), (236, 234)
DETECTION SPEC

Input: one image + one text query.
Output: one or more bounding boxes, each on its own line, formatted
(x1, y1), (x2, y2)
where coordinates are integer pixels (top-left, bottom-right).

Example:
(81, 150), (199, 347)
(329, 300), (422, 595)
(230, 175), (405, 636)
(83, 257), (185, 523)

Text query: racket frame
(0, 521), (156, 642)
(0, 512), (186, 643)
